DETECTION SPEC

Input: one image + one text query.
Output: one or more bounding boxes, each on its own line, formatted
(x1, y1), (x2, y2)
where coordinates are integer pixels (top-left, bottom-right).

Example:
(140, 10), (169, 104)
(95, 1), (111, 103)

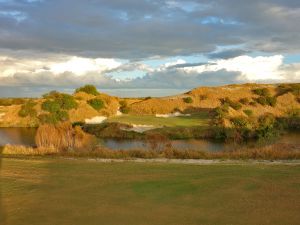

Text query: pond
(0, 127), (300, 151)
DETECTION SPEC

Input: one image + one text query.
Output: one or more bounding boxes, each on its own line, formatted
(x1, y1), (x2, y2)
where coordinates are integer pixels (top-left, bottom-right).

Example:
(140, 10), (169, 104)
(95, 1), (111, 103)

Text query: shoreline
(3, 156), (300, 165)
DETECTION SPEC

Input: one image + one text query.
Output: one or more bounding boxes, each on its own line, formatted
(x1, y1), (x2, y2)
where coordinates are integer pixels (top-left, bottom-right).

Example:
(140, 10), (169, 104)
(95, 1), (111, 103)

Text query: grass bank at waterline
(1, 158), (300, 225)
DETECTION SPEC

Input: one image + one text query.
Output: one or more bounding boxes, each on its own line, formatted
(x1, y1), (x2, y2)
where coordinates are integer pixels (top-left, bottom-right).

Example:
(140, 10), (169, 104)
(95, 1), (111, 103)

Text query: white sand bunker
(156, 112), (191, 118)
(121, 124), (157, 133)
(85, 116), (107, 124)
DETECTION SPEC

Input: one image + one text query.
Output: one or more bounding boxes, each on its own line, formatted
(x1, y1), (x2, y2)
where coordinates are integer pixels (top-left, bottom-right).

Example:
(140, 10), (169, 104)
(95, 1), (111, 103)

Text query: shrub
(43, 92), (78, 110)
(56, 93), (78, 110)
(35, 122), (96, 152)
(220, 97), (242, 110)
(18, 100), (37, 118)
(243, 109), (253, 117)
(252, 88), (270, 97)
(256, 113), (278, 139)
(75, 85), (99, 96)
(214, 106), (228, 119)
(254, 96), (277, 107)
(87, 98), (105, 110)
(249, 101), (257, 106)
(230, 116), (249, 129)
(38, 110), (69, 124)
(266, 96), (277, 107)
(276, 83), (300, 97)
(42, 100), (60, 113)
(183, 97), (193, 103)
(119, 100), (130, 114)
(0, 98), (26, 106)
(239, 98), (250, 105)
(55, 110), (69, 121)
(144, 96), (152, 100)
(38, 113), (59, 124)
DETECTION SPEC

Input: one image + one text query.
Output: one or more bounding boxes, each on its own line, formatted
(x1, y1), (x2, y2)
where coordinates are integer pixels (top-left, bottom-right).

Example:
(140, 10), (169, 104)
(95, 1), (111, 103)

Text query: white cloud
(49, 57), (122, 76)
(0, 55), (123, 77)
(181, 55), (284, 81)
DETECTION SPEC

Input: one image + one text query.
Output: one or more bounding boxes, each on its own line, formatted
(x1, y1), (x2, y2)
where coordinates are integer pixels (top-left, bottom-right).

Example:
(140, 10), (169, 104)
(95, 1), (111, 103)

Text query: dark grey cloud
(0, 0), (299, 58)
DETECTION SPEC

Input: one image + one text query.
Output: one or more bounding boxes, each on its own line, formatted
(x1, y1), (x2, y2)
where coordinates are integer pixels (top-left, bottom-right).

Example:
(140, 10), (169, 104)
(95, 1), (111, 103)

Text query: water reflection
(0, 128), (36, 146)
(0, 128), (300, 151)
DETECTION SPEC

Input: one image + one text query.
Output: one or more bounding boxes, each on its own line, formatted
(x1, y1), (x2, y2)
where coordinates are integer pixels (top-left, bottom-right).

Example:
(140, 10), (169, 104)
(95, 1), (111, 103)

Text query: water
(0, 128), (299, 151)
(0, 128), (36, 146)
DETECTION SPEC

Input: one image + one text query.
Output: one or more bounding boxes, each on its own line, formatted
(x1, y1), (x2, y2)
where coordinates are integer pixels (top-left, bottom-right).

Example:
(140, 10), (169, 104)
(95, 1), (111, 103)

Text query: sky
(0, 0), (300, 97)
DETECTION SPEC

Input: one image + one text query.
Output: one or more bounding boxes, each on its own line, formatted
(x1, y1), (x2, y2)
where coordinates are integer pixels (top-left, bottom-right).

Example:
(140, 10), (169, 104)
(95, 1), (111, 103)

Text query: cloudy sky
(0, 0), (300, 97)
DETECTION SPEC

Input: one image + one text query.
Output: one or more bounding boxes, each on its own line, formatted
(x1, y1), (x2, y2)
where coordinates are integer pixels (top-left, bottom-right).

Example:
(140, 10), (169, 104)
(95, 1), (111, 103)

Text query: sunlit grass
(1, 158), (300, 225)
(107, 112), (210, 127)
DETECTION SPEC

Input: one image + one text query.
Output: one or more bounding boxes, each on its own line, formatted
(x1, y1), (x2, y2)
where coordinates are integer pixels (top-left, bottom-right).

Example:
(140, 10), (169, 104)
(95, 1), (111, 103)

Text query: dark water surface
(0, 128), (299, 151)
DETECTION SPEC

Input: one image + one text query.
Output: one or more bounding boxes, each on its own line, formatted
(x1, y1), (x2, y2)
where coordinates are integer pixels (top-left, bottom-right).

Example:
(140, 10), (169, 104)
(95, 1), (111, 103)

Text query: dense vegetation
(252, 88), (277, 107)
(75, 84), (100, 96)
(87, 98), (105, 110)
(18, 100), (37, 118)
(39, 92), (78, 124)
(183, 97), (193, 103)
(119, 100), (130, 114)
(220, 97), (242, 110)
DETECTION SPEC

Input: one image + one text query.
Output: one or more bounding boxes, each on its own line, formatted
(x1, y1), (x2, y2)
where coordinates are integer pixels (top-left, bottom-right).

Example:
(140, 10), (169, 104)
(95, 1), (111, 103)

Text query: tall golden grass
(2, 143), (299, 160)
(35, 122), (96, 152)
(2, 145), (57, 155)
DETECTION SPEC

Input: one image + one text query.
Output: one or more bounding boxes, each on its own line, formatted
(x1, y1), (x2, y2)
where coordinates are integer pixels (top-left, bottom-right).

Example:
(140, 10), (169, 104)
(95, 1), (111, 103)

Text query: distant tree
(75, 85), (99, 96)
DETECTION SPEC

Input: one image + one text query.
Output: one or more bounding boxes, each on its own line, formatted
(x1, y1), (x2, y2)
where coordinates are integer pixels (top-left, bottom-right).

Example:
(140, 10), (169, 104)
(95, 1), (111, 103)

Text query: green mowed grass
(1, 158), (300, 225)
(107, 112), (210, 127)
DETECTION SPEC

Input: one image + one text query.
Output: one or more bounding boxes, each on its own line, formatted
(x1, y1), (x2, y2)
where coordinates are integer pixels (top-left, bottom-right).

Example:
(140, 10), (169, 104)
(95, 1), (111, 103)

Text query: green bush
(42, 93), (77, 112)
(256, 113), (278, 139)
(183, 97), (193, 103)
(55, 110), (69, 121)
(255, 97), (267, 106)
(230, 116), (249, 128)
(38, 113), (58, 124)
(42, 100), (60, 113)
(38, 111), (69, 124)
(119, 100), (130, 114)
(75, 85), (99, 96)
(252, 88), (270, 97)
(254, 96), (277, 107)
(18, 100), (37, 118)
(214, 106), (228, 119)
(266, 96), (277, 107)
(243, 109), (253, 117)
(56, 94), (78, 110)
(87, 98), (105, 110)
(220, 97), (242, 110)
(239, 98), (250, 105)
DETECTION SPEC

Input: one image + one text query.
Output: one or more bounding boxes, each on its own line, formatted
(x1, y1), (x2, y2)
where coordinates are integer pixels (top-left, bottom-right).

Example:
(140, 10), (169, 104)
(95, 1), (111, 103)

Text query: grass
(107, 112), (210, 127)
(1, 158), (300, 225)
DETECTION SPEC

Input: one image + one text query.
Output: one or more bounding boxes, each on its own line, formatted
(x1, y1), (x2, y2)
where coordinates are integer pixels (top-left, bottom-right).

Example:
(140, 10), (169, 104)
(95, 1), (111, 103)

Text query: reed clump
(35, 122), (96, 152)
(2, 145), (57, 155)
